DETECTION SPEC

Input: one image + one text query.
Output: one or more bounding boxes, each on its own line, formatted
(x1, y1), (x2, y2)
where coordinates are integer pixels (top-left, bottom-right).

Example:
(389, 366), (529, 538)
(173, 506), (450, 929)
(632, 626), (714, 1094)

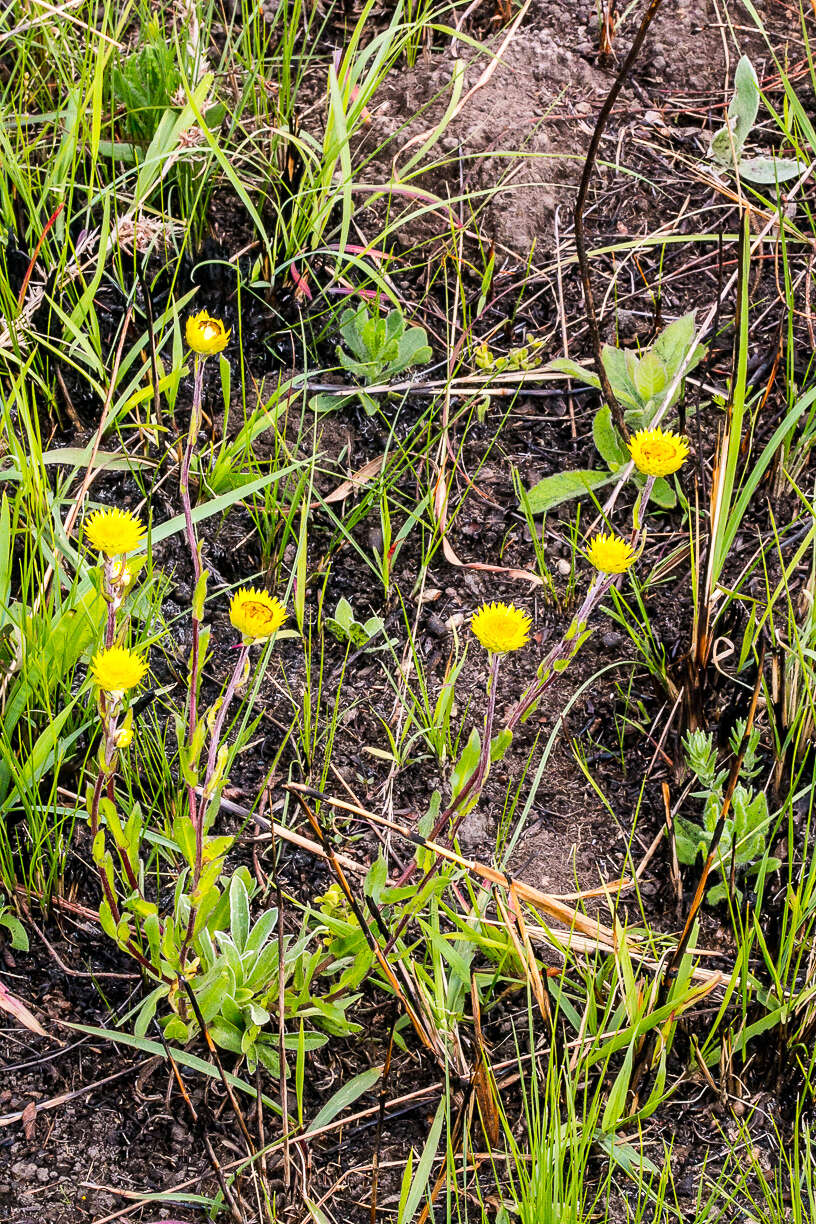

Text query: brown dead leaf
(315, 453), (386, 508)
(21, 1100), (37, 1142)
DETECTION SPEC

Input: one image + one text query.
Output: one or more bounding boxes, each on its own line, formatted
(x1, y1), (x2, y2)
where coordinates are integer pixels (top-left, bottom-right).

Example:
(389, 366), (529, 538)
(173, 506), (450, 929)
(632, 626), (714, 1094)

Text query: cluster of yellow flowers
(84, 505), (286, 695)
(86, 309), (689, 682)
(470, 424), (689, 654)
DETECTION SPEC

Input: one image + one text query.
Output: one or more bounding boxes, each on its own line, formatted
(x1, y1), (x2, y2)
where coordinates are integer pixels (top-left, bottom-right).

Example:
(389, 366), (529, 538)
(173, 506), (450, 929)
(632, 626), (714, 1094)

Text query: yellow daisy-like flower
(185, 309), (230, 356)
(84, 508), (146, 558)
(628, 427), (689, 478)
(470, 601), (532, 654)
(585, 532), (636, 575)
(229, 587), (287, 642)
(91, 646), (147, 694)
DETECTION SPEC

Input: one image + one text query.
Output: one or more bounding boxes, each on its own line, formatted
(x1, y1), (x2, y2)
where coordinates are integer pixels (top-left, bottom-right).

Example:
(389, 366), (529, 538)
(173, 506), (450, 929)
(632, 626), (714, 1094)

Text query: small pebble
(427, 613), (447, 637)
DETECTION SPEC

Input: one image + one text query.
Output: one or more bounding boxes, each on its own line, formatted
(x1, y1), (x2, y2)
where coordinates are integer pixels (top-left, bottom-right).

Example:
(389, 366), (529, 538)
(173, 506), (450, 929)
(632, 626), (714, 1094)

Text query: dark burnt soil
(3, 0), (816, 1220)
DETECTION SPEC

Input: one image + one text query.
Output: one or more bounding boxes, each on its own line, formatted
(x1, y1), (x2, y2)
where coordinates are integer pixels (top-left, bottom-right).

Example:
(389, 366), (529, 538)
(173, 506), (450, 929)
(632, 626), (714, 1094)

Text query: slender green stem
(88, 701), (155, 976)
(396, 654), (500, 887)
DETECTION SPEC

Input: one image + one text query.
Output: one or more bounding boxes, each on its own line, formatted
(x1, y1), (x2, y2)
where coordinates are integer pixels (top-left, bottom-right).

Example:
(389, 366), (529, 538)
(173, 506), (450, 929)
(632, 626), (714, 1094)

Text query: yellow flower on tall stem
(471, 601), (531, 654)
(229, 587), (287, 642)
(185, 310), (230, 356)
(628, 427), (689, 478)
(585, 532), (636, 575)
(84, 508), (146, 557)
(91, 646), (147, 694)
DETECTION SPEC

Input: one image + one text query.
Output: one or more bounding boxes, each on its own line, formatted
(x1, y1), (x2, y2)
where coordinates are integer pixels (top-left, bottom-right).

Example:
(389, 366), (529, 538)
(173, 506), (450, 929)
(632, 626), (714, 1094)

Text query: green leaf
(591, 405), (628, 468)
(544, 357), (599, 388)
(229, 874), (250, 953)
(450, 729), (481, 802)
(711, 55), (759, 166)
(164, 1017), (190, 1043)
(308, 1066), (382, 1133)
(489, 728), (513, 763)
(0, 913), (28, 951)
(398, 1098), (445, 1224)
(738, 155), (802, 184)
(649, 476), (677, 509)
(632, 350), (667, 403)
(209, 1016), (244, 1055)
(601, 345), (641, 409)
(244, 909), (279, 956)
(393, 326), (432, 374)
(602, 1041), (634, 1132)
(526, 468), (615, 515)
(133, 985), (165, 1037)
(365, 855), (388, 903)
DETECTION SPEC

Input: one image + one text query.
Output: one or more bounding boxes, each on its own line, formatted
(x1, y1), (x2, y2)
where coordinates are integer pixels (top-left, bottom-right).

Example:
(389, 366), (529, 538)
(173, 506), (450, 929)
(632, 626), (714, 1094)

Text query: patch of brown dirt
(359, 0), (784, 256)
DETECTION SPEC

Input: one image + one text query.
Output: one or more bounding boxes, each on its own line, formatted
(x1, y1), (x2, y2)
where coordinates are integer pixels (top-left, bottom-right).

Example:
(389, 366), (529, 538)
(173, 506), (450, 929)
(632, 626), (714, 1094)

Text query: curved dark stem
(573, 0), (667, 442)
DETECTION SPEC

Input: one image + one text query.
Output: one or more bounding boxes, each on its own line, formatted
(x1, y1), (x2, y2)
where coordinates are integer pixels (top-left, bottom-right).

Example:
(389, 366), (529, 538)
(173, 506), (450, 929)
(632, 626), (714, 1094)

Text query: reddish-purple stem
(204, 643), (250, 788)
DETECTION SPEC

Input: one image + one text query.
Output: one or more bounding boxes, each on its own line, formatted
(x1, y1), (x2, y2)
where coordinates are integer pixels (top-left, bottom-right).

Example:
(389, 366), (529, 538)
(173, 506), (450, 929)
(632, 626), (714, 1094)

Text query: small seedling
(0, 893), (27, 952)
(318, 303), (431, 415)
(709, 55), (800, 185)
(325, 596), (386, 649)
(474, 335), (545, 374)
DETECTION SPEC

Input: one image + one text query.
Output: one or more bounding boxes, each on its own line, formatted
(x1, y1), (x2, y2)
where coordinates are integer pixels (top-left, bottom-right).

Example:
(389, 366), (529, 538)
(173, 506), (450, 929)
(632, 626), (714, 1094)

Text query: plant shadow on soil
(3, 0), (815, 1219)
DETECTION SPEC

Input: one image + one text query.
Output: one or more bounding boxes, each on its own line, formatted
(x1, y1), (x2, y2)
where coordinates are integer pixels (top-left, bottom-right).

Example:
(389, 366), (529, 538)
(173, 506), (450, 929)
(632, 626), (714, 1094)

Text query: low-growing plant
(135, 869), (358, 1069)
(325, 596), (386, 649)
(675, 721), (780, 906)
(709, 54), (800, 185)
(474, 334), (546, 374)
(526, 312), (704, 514)
(315, 302), (432, 416)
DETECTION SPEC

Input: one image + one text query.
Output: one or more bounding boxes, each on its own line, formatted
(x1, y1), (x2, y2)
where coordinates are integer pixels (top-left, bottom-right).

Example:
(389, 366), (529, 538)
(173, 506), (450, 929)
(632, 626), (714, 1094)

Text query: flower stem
(397, 653), (500, 887)
(179, 356), (207, 966)
(205, 643), (250, 788)
(88, 704), (157, 977)
(506, 576), (610, 731)
(632, 474), (656, 536)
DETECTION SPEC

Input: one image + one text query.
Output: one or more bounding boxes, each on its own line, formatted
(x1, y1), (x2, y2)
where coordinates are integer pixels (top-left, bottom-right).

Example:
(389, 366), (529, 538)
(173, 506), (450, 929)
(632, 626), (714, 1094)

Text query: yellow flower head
(585, 532), (636, 575)
(628, 427), (689, 478)
(470, 601), (531, 654)
(185, 309), (230, 356)
(84, 507), (146, 558)
(91, 646), (147, 694)
(229, 587), (287, 642)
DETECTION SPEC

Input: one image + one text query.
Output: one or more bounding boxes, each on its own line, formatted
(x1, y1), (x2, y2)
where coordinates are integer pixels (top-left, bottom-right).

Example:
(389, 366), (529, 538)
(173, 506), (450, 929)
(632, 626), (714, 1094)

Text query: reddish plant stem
(204, 643), (250, 788)
(506, 576), (609, 732)
(179, 356), (207, 965)
(98, 561), (139, 892)
(509, 475), (657, 731)
(396, 480), (660, 895)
